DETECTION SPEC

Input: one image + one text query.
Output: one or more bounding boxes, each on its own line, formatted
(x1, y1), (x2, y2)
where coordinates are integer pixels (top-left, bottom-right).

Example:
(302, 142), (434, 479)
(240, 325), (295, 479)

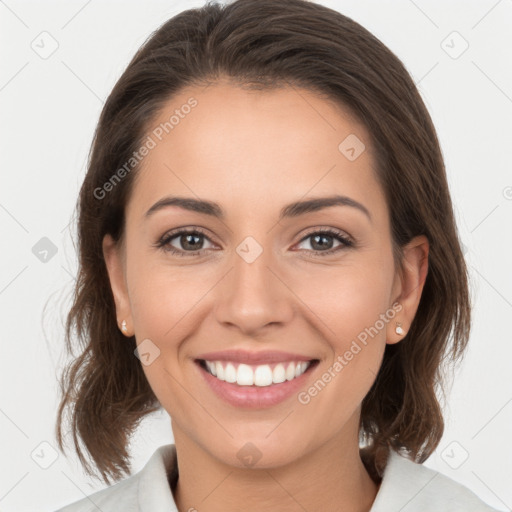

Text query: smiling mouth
(195, 358), (320, 387)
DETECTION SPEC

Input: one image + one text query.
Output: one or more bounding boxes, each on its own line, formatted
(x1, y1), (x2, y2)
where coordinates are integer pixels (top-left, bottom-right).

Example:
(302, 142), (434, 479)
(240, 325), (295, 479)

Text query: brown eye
(156, 228), (216, 257)
(295, 229), (353, 256)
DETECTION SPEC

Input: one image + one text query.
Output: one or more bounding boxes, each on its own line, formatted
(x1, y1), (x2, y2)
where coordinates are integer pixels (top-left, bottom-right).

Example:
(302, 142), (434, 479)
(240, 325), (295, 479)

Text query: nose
(214, 244), (295, 335)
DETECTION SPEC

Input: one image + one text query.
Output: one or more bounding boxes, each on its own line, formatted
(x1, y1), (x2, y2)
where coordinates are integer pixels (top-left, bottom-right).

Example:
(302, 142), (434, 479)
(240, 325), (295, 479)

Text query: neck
(171, 418), (380, 512)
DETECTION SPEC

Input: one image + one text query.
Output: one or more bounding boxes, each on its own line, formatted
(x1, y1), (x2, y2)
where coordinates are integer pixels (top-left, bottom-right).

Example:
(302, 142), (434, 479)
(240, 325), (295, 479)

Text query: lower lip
(195, 360), (320, 409)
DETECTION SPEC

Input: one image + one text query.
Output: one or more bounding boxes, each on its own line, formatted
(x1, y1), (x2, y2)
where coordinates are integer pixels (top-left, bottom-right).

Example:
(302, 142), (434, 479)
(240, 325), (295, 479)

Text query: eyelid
(297, 226), (353, 245)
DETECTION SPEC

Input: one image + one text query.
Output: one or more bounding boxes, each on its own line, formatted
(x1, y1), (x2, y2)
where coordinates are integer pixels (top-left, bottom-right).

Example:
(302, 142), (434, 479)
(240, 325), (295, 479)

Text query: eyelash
(154, 227), (354, 258)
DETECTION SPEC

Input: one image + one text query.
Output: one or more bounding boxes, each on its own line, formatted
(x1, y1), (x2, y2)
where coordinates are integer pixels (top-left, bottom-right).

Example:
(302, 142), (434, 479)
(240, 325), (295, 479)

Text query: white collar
(118, 444), (497, 511)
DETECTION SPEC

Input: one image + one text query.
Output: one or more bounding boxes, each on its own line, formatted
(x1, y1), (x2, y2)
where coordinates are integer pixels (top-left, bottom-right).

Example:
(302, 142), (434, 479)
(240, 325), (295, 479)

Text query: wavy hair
(56, 0), (471, 485)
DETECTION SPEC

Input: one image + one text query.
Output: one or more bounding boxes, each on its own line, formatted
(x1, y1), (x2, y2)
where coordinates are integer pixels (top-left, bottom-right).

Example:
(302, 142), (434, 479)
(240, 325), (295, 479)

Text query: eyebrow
(145, 194), (372, 223)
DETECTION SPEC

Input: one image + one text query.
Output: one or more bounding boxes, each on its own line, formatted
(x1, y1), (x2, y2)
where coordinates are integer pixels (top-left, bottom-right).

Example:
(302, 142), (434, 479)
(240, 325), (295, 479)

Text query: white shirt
(56, 444), (501, 511)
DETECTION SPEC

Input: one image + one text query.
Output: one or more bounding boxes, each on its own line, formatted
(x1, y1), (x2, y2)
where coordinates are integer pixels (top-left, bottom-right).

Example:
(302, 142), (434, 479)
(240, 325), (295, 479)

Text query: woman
(55, 0), (500, 510)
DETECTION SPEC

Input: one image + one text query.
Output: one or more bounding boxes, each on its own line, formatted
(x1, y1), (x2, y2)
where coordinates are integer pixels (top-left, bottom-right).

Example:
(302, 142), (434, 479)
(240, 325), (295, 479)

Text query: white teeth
(254, 365), (273, 386)
(286, 361), (296, 381)
(224, 362), (237, 383)
(205, 361), (217, 376)
(203, 360), (313, 387)
(295, 363), (304, 378)
(215, 361), (224, 380)
(273, 363), (286, 383)
(237, 364), (254, 385)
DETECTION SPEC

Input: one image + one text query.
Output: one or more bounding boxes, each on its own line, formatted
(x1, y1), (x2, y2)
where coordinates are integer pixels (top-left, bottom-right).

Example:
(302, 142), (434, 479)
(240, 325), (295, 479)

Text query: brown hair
(56, 0), (471, 485)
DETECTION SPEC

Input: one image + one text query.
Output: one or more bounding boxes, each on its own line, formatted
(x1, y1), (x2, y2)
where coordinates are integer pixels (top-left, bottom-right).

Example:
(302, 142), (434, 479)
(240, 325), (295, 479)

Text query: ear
(387, 235), (429, 345)
(103, 233), (133, 337)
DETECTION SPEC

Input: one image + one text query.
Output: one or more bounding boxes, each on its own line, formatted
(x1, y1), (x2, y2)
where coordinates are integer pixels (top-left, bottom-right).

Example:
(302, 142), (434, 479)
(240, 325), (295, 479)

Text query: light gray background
(1, 0), (511, 510)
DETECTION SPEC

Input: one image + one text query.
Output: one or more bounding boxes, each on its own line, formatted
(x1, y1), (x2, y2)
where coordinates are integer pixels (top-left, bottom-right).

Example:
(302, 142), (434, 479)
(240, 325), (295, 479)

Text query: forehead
(128, 81), (387, 224)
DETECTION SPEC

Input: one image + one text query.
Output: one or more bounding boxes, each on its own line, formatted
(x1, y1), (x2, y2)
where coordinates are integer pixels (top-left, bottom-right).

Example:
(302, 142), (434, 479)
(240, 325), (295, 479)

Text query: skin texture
(103, 80), (429, 512)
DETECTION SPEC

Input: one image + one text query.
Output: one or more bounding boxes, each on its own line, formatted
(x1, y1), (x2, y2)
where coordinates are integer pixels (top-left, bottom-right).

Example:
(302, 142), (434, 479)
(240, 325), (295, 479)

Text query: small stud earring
(395, 322), (404, 335)
(121, 320), (128, 333)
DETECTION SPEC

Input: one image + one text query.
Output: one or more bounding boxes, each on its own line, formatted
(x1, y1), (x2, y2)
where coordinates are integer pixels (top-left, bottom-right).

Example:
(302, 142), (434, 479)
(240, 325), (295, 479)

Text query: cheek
(288, 255), (395, 397)
(292, 278), (391, 437)
(126, 250), (201, 338)
(124, 252), (216, 401)
(125, 258), (200, 410)
(290, 256), (394, 343)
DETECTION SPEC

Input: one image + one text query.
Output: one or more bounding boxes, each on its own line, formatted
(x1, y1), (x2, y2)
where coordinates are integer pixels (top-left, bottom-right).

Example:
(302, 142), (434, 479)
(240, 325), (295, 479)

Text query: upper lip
(195, 349), (318, 365)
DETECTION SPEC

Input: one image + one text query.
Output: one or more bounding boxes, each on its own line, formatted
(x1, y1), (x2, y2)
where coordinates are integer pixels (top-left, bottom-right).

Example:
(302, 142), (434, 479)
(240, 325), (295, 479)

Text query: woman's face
(104, 80), (428, 468)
